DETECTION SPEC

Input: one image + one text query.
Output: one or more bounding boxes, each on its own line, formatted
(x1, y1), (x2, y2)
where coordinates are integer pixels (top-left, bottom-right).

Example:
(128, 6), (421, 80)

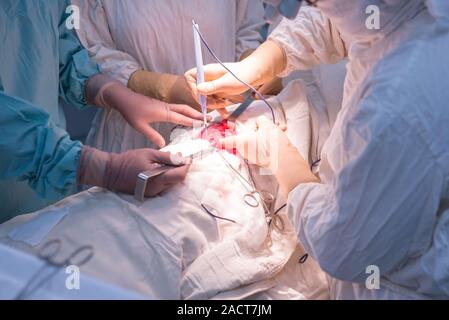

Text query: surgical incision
(199, 120), (237, 154)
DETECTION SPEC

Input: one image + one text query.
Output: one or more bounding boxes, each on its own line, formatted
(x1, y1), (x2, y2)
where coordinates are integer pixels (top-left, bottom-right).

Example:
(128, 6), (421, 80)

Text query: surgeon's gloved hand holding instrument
(77, 146), (190, 198)
(192, 20), (208, 130)
(134, 147), (216, 202)
(85, 74), (206, 148)
(185, 0), (306, 121)
(186, 23), (286, 124)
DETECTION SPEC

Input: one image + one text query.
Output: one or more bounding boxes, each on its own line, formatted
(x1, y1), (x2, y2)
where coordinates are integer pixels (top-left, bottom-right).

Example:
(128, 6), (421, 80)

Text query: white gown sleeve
(71, 0), (141, 85)
(287, 94), (443, 283)
(234, 0), (265, 60)
(268, 6), (347, 76)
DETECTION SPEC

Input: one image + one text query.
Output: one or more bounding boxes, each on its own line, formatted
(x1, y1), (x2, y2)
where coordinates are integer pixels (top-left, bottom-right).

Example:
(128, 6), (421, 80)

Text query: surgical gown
(72, 0), (265, 152)
(269, 0), (449, 298)
(0, 0), (100, 221)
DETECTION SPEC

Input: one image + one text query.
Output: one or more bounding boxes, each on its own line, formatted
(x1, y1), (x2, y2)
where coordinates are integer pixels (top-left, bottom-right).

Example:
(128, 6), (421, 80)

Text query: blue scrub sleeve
(58, 0), (101, 110)
(0, 92), (83, 200)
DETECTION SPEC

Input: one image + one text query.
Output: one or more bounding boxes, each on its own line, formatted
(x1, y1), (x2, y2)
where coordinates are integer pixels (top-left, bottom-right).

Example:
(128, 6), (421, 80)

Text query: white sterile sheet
(0, 83), (329, 300)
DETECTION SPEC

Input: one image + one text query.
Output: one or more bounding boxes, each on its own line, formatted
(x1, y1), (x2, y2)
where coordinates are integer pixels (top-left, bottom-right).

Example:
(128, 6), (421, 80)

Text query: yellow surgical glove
(128, 70), (200, 110)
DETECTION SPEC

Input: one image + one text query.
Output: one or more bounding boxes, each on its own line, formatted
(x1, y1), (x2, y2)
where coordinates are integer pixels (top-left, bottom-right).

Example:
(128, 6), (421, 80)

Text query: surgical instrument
(201, 203), (237, 224)
(134, 164), (176, 202)
(192, 20), (276, 124)
(218, 153), (284, 234)
(134, 147), (217, 202)
(227, 94), (255, 123)
(192, 20), (208, 129)
(15, 239), (94, 300)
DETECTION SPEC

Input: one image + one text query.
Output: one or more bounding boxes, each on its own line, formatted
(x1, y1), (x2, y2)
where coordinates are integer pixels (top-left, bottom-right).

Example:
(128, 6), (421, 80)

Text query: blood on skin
(199, 120), (237, 154)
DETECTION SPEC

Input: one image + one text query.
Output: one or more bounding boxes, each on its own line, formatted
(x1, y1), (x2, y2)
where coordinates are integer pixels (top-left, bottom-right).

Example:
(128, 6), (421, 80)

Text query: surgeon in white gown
(72, 0), (265, 152)
(185, 0), (449, 299)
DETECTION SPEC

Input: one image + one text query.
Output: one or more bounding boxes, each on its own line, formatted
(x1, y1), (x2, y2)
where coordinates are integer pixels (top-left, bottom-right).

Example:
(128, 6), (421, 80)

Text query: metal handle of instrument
(134, 147), (216, 202)
(134, 165), (172, 202)
(227, 94), (254, 123)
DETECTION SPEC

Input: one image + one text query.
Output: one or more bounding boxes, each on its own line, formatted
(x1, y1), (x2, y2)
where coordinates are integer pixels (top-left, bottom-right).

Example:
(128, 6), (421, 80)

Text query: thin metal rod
(192, 23), (276, 123)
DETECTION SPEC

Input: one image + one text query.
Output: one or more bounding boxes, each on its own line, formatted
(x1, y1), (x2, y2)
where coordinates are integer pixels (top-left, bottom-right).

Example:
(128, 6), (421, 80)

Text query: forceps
(219, 152), (285, 233)
(244, 190), (284, 232)
(15, 239), (94, 300)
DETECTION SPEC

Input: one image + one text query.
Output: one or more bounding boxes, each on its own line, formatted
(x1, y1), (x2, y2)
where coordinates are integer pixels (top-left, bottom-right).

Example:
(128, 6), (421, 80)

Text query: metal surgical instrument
(134, 147), (217, 202)
(219, 153), (284, 234)
(192, 20), (208, 129)
(227, 94), (255, 123)
(15, 239), (94, 300)
(192, 20), (276, 124)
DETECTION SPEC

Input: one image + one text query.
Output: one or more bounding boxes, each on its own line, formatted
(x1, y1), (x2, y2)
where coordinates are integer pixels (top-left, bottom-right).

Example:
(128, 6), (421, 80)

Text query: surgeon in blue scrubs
(0, 0), (203, 222)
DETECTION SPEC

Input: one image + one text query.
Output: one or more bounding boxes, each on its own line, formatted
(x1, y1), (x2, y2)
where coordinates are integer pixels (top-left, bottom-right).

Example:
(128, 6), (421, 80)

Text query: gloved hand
(128, 70), (201, 110)
(85, 74), (207, 148)
(219, 116), (287, 169)
(219, 116), (318, 197)
(77, 146), (190, 197)
(256, 77), (284, 97)
(184, 40), (287, 110)
(237, 49), (284, 99)
(185, 62), (251, 110)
